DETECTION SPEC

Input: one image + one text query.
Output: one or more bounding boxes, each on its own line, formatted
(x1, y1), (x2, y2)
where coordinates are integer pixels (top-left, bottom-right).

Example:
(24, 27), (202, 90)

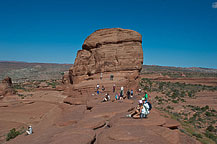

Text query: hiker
(121, 86), (124, 92)
(26, 126), (33, 135)
(115, 93), (119, 100)
(96, 84), (100, 94)
(120, 86), (124, 96)
(127, 89), (131, 99)
(140, 101), (150, 119)
(130, 89), (133, 98)
(144, 92), (148, 101)
(96, 84), (100, 90)
(113, 84), (116, 93)
(138, 88), (142, 93)
(100, 72), (103, 80)
(110, 74), (114, 80)
(120, 91), (123, 100)
(102, 85), (105, 92)
(102, 93), (110, 102)
(126, 100), (143, 118)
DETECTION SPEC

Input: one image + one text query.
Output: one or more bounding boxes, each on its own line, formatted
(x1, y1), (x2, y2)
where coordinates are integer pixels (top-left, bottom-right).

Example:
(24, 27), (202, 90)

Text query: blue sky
(0, 0), (217, 68)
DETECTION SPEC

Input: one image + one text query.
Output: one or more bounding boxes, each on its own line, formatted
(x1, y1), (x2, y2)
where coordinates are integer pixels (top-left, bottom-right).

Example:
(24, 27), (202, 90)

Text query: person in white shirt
(140, 102), (150, 118)
(26, 126), (33, 135)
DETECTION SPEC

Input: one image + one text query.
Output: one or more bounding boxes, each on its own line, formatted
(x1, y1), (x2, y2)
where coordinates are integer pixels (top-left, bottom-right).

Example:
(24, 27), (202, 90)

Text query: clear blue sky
(0, 0), (217, 68)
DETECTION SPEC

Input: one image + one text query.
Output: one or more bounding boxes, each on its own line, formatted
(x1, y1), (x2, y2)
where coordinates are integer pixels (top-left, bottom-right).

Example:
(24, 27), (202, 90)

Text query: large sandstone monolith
(68, 28), (143, 84)
(63, 28), (143, 104)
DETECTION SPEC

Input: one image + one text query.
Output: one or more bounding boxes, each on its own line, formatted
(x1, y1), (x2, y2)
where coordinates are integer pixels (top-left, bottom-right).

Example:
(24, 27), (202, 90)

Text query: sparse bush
(166, 105), (174, 110)
(204, 131), (217, 142)
(172, 100), (178, 103)
(6, 128), (20, 141)
(192, 132), (203, 139)
(205, 111), (213, 117)
(206, 125), (215, 132)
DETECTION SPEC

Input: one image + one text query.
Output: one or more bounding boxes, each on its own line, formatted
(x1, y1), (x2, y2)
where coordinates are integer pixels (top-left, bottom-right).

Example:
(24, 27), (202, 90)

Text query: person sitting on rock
(115, 93), (119, 100)
(102, 93), (110, 102)
(126, 100), (143, 119)
(26, 126), (33, 135)
(140, 101), (150, 119)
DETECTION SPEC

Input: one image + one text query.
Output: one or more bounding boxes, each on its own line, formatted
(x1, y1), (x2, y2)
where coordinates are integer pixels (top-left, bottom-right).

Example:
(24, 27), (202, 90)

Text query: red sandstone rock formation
(63, 28), (143, 105)
(68, 28), (143, 85)
(0, 77), (15, 97)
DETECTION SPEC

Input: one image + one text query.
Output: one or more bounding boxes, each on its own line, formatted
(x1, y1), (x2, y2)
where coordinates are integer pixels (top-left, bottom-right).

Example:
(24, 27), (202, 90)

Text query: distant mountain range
(0, 61), (72, 82)
(0, 61), (217, 82)
(142, 65), (217, 73)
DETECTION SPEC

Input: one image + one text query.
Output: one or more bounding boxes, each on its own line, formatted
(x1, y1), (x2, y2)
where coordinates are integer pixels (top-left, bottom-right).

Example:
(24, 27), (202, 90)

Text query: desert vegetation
(6, 127), (25, 141)
(140, 78), (217, 144)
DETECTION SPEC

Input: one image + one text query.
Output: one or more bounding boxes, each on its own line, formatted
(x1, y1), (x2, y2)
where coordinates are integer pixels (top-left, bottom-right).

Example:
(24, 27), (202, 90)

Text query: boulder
(68, 28), (143, 85)
(1, 77), (12, 87)
(0, 77), (15, 96)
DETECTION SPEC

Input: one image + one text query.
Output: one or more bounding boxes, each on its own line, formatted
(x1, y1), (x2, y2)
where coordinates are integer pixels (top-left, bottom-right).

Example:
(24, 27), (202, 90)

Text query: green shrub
(192, 132), (203, 139)
(6, 128), (20, 141)
(206, 125), (215, 132)
(205, 111), (214, 117)
(172, 100), (178, 103)
(204, 131), (217, 143)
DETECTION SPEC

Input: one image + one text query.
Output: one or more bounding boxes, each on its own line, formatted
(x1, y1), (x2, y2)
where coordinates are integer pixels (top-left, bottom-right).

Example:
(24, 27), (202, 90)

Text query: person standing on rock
(102, 85), (105, 92)
(119, 92), (123, 100)
(131, 89), (133, 98)
(100, 72), (103, 80)
(121, 86), (124, 94)
(96, 84), (100, 95)
(127, 89), (131, 99)
(97, 84), (100, 90)
(113, 84), (116, 93)
(144, 92), (148, 101)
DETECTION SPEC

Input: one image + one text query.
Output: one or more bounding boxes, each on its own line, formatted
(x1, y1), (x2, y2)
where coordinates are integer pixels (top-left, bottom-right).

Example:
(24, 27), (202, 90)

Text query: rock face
(69, 28), (143, 84)
(63, 28), (143, 105)
(0, 77), (15, 96)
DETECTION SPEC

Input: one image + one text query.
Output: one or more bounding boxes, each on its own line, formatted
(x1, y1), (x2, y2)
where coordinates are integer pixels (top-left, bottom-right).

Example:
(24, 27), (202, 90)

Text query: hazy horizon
(0, 0), (217, 68)
(1, 60), (217, 70)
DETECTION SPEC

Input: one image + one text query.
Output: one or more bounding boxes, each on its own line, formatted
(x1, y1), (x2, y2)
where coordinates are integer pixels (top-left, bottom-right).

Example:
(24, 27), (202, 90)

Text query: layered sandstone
(68, 28), (143, 85)
(0, 77), (15, 97)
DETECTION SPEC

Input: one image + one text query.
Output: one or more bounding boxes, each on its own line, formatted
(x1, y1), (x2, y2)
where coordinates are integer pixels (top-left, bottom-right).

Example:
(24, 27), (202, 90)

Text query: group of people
(97, 83), (144, 103)
(114, 88), (134, 100)
(126, 92), (151, 119)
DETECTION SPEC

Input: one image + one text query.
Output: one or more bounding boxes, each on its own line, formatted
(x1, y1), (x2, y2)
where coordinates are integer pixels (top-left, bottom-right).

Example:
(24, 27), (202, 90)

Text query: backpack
(147, 102), (152, 111)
